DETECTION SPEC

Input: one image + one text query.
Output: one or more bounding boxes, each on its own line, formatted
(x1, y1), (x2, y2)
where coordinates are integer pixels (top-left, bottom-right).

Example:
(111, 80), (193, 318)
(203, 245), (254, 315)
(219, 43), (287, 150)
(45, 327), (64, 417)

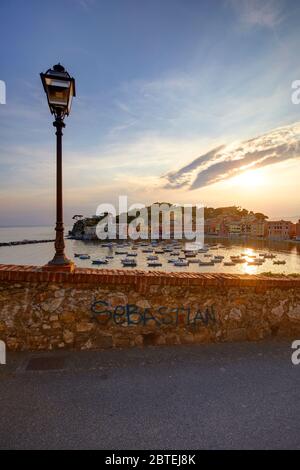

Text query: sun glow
(229, 169), (265, 188)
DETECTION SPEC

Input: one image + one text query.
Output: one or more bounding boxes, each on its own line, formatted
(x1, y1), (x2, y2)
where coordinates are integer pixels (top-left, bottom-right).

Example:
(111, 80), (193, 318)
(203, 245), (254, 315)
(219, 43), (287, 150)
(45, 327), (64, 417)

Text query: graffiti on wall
(91, 300), (216, 327)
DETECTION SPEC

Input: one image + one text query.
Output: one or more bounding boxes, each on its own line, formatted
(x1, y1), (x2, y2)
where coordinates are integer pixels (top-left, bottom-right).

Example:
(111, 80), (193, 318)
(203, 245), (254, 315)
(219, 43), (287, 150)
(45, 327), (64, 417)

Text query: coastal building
(240, 222), (252, 236)
(228, 222), (242, 236)
(267, 220), (295, 240)
(204, 219), (220, 235)
(296, 220), (300, 241)
(250, 221), (266, 238)
(204, 218), (227, 236)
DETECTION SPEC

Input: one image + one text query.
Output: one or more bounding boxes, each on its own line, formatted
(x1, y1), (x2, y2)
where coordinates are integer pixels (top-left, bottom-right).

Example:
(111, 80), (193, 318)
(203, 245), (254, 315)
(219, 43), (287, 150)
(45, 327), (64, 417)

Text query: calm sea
(0, 226), (300, 275)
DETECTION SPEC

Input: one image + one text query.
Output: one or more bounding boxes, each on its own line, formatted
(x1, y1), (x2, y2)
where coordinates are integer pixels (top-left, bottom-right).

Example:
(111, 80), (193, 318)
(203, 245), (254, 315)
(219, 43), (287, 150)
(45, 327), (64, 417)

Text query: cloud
(77, 0), (95, 10)
(228, 0), (284, 28)
(163, 121), (300, 190)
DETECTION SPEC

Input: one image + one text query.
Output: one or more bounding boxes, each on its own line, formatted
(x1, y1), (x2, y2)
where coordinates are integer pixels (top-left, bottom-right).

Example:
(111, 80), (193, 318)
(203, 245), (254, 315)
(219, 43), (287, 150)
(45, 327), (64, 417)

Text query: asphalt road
(0, 341), (299, 449)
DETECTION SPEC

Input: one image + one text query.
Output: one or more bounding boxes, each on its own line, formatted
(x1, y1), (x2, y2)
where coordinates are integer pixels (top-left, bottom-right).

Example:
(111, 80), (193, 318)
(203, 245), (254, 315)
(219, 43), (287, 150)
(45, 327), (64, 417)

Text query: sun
(230, 169), (265, 188)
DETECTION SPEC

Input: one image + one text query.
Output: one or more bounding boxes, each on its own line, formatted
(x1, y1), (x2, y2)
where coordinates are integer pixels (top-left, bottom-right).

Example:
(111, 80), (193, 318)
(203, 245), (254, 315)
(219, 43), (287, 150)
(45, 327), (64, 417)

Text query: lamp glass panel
(67, 81), (74, 113)
(45, 77), (71, 107)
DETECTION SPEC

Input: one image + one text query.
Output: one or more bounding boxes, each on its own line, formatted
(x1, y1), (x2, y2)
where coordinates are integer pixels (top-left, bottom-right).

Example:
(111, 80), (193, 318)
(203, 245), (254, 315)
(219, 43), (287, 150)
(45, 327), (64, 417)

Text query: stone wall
(0, 264), (300, 351)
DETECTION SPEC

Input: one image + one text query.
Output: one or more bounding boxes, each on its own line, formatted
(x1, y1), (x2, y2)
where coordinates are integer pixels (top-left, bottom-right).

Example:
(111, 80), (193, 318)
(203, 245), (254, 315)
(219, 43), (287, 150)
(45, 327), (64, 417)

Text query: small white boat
(263, 253), (277, 259)
(115, 250), (128, 255)
(122, 258), (137, 267)
(224, 261), (236, 266)
(92, 258), (108, 265)
(148, 261), (162, 267)
(127, 252), (137, 257)
(79, 254), (90, 260)
(147, 255), (158, 260)
(174, 260), (189, 267)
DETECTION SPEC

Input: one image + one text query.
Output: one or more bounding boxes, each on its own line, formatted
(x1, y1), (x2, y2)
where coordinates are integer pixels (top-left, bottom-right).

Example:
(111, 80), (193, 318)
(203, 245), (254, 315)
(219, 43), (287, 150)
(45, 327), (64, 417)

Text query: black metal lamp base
(43, 257), (74, 272)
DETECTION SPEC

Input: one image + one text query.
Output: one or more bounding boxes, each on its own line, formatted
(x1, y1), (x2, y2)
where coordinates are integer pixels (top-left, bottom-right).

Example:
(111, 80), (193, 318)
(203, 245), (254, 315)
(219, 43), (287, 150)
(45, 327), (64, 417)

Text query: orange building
(296, 220), (300, 241)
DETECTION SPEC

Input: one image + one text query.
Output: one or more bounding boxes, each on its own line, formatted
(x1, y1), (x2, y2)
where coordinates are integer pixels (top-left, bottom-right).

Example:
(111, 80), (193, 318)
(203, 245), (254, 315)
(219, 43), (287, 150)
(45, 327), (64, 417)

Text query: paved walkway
(0, 340), (299, 449)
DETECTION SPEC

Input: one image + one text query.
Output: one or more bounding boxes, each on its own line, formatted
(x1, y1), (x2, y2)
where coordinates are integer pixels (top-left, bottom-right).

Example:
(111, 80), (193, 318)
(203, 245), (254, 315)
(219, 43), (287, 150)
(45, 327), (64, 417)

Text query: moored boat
(92, 258), (108, 265)
(148, 261), (162, 267)
(174, 260), (189, 267)
(247, 260), (264, 266)
(121, 258), (137, 267)
(199, 260), (214, 266)
(185, 252), (197, 258)
(147, 255), (158, 260)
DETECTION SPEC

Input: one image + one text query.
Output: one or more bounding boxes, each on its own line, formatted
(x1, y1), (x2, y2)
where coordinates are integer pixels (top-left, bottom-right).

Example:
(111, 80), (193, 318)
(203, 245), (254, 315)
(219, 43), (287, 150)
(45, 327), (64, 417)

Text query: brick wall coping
(0, 264), (299, 288)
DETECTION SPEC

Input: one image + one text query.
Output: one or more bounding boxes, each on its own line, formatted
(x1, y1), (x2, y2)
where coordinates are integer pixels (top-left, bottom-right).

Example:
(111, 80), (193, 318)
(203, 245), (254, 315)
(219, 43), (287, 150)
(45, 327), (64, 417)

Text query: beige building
(250, 221), (266, 238)
(229, 223), (242, 235)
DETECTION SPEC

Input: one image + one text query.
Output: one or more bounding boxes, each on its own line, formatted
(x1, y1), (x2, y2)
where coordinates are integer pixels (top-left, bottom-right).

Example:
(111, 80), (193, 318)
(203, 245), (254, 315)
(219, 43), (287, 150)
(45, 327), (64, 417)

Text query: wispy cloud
(163, 122), (300, 190)
(228, 0), (284, 28)
(76, 0), (95, 10)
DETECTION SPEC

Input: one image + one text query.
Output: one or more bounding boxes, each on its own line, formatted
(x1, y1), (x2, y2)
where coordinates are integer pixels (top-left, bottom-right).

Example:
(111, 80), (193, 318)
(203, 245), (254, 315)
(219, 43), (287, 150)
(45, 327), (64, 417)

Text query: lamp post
(40, 63), (76, 271)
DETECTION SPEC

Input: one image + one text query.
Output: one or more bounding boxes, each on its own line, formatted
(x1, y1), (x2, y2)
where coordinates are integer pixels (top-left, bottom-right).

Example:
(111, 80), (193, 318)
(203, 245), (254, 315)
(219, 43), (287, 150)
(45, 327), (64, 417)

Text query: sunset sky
(0, 0), (300, 226)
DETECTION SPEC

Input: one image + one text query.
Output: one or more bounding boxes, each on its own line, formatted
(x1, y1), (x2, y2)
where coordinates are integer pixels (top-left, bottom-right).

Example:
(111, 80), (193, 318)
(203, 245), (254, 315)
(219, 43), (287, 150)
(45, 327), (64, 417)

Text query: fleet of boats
(74, 242), (288, 270)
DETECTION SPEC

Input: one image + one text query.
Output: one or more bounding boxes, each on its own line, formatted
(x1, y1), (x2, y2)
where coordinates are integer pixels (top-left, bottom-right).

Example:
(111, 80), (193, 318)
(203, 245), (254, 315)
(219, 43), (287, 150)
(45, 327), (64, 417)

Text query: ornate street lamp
(40, 63), (76, 270)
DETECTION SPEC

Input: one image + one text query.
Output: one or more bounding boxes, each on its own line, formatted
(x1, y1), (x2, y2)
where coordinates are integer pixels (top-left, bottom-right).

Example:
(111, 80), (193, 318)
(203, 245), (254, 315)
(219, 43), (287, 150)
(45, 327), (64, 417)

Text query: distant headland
(69, 204), (300, 242)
